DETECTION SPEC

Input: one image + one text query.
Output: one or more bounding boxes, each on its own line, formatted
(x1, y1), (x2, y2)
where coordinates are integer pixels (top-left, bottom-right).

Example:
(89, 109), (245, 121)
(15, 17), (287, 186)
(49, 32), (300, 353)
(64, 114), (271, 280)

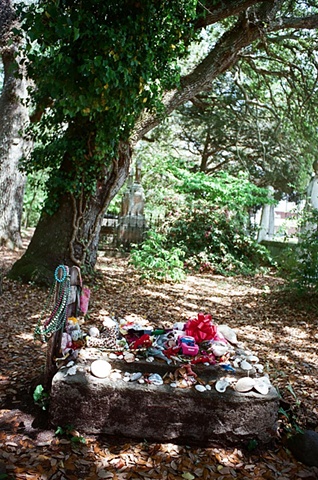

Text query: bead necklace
(34, 265), (71, 342)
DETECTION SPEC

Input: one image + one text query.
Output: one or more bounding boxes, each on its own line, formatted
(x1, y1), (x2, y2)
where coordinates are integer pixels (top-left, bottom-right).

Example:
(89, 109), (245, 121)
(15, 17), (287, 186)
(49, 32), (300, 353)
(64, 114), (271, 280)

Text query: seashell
(124, 352), (135, 363)
(254, 377), (270, 395)
(235, 377), (255, 392)
(170, 382), (177, 388)
(217, 325), (238, 344)
(215, 378), (230, 393)
(130, 372), (143, 382)
(240, 359), (253, 371)
(138, 378), (145, 384)
(233, 358), (241, 368)
(90, 359), (111, 378)
(257, 375), (271, 386)
(108, 352), (117, 360)
(195, 384), (206, 392)
(89, 326), (100, 337)
(65, 365), (77, 376)
(205, 384), (211, 391)
(148, 373), (163, 385)
(102, 317), (117, 328)
(254, 363), (264, 373)
(246, 355), (259, 363)
(109, 371), (122, 380)
(211, 342), (229, 357)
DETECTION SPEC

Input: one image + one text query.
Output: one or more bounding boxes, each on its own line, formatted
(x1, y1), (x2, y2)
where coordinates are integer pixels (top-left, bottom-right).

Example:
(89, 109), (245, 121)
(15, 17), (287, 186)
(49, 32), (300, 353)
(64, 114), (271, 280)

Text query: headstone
(257, 186), (275, 242)
(117, 161), (146, 248)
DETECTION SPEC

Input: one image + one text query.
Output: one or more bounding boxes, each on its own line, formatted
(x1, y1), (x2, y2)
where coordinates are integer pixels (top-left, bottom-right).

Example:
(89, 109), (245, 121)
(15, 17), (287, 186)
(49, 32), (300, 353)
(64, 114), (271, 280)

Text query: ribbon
(185, 312), (217, 343)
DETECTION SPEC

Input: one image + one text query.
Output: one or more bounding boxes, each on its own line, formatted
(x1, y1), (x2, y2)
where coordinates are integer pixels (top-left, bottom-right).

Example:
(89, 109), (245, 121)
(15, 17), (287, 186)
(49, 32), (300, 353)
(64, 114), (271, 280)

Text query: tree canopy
(7, 0), (318, 283)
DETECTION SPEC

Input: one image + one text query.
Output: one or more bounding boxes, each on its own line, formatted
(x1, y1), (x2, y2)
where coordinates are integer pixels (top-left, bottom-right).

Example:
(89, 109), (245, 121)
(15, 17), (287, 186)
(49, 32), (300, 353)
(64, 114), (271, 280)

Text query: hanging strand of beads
(34, 265), (71, 342)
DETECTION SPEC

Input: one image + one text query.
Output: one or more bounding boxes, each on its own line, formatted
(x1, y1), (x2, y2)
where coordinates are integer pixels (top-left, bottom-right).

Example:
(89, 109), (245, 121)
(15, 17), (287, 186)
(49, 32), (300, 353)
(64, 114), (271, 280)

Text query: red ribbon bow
(185, 313), (217, 343)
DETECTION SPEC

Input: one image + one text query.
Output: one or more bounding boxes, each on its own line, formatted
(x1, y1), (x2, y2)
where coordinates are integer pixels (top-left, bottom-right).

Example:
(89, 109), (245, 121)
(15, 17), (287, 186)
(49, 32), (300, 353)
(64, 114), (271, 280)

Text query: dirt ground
(0, 230), (318, 479)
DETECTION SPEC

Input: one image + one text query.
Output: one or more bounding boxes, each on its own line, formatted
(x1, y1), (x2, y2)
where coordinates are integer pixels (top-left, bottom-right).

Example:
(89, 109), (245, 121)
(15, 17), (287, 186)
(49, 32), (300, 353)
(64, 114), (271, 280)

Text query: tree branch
(195, 0), (264, 28)
(270, 14), (318, 32)
(132, 4), (318, 143)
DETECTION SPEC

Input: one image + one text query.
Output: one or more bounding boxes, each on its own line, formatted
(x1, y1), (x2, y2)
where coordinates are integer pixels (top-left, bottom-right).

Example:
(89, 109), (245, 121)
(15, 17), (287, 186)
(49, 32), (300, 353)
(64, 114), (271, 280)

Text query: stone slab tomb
(50, 355), (279, 447)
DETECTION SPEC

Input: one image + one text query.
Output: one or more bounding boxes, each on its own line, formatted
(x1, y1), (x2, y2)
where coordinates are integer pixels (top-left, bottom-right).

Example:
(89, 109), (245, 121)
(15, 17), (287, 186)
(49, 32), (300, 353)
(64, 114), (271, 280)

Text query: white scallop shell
(90, 359), (111, 378)
(217, 325), (238, 344)
(235, 377), (255, 392)
(257, 375), (271, 385)
(254, 378), (270, 395)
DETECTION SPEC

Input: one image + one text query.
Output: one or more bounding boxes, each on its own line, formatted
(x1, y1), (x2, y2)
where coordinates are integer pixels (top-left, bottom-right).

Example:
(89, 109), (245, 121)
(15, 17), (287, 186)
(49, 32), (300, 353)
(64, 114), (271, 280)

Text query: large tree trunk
(9, 141), (131, 285)
(0, 1), (29, 249)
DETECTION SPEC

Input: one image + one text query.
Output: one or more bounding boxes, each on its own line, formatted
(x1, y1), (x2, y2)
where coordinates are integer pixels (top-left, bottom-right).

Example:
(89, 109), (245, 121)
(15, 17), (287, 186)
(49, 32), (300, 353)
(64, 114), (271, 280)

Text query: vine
(16, 0), (199, 213)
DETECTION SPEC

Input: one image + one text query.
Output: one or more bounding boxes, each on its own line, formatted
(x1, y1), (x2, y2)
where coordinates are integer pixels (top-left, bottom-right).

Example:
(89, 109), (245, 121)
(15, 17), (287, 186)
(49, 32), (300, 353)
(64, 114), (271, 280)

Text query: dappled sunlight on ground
(0, 241), (318, 479)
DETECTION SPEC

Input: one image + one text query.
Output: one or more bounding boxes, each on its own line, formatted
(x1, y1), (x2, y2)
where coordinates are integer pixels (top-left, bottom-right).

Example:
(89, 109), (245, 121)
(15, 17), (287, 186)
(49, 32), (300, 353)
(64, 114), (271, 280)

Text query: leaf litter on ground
(0, 230), (318, 479)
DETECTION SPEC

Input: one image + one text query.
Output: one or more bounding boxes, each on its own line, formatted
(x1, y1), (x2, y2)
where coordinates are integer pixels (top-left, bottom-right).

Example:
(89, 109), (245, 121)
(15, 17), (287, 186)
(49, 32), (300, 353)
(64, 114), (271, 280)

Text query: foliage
(22, 172), (48, 227)
(141, 47), (318, 201)
(130, 231), (186, 283)
(55, 425), (86, 444)
(280, 207), (318, 293)
(131, 166), (272, 280)
(16, 0), (198, 210)
(33, 384), (49, 410)
(164, 201), (271, 276)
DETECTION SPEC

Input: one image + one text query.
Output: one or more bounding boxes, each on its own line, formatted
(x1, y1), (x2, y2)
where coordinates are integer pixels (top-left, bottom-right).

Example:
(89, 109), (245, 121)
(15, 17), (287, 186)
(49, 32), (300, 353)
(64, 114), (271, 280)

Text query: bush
(165, 202), (270, 276)
(130, 231), (186, 282)
(130, 170), (272, 281)
(280, 208), (318, 293)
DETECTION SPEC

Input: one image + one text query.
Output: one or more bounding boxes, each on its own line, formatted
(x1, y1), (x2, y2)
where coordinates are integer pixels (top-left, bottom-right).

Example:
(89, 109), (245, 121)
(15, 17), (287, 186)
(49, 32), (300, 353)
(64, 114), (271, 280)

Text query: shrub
(280, 208), (318, 293)
(130, 231), (186, 282)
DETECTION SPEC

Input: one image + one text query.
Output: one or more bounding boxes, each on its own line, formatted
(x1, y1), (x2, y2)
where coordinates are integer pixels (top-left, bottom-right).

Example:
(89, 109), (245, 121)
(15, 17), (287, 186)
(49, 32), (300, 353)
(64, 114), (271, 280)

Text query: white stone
(110, 371), (122, 381)
(65, 365), (77, 376)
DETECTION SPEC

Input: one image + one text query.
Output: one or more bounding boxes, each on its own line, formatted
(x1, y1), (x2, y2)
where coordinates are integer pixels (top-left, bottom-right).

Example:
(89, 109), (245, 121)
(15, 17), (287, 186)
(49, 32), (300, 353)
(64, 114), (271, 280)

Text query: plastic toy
(178, 336), (199, 356)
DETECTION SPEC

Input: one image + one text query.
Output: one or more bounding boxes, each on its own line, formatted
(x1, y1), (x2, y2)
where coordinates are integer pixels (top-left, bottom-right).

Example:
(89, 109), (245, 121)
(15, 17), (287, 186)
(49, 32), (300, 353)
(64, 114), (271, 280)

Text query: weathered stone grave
(39, 270), (279, 447)
(50, 354), (279, 447)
